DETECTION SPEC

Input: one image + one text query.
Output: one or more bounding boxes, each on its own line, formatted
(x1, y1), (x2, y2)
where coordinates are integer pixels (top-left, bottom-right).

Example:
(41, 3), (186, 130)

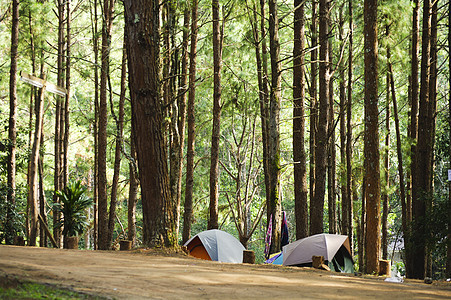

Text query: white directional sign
(20, 71), (67, 97)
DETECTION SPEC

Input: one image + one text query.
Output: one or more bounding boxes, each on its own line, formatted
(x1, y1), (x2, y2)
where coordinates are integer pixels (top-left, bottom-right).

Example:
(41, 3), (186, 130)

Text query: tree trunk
(97, 0), (114, 250)
(310, 0), (329, 235)
(182, 0), (198, 244)
(125, 0), (176, 248)
(208, 0), (223, 230)
(345, 0), (353, 250)
(90, 0), (100, 250)
(128, 128), (138, 246)
(382, 67), (390, 261)
(293, 0), (308, 240)
(6, 0), (19, 245)
(447, 0), (451, 278)
(54, 0), (66, 248)
(63, 0), (71, 188)
(364, 0), (380, 274)
(309, 0), (318, 215)
(107, 39), (126, 248)
(268, 0), (282, 254)
(171, 6), (189, 238)
(27, 75), (46, 246)
(411, 0), (432, 280)
(327, 30), (336, 234)
(405, 0), (419, 279)
(339, 5), (347, 236)
(260, 0), (270, 217)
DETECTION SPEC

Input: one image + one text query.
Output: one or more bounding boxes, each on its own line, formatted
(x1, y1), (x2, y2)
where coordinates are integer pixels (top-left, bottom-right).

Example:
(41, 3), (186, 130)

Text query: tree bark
(171, 6), (189, 238)
(405, 0), (419, 278)
(447, 0), (451, 278)
(327, 29), (336, 234)
(97, 0), (115, 250)
(127, 128), (138, 246)
(54, 0), (66, 248)
(268, 0), (282, 254)
(125, 0), (176, 248)
(182, 0), (198, 244)
(107, 40), (127, 248)
(293, 0), (308, 240)
(388, 47), (407, 264)
(27, 75), (46, 246)
(63, 0), (71, 188)
(345, 0), (354, 252)
(309, 0), (318, 215)
(411, 0), (432, 280)
(382, 65), (390, 261)
(339, 5), (347, 237)
(364, 0), (380, 274)
(310, 0), (329, 235)
(6, 0), (19, 245)
(208, 0), (223, 230)
(381, 62), (390, 260)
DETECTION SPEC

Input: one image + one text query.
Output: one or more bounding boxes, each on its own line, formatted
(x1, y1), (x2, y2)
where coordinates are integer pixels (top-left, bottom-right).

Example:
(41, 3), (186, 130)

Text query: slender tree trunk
(382, 63), (390, 260)
(359, 176), (366, 272)
(346, 0), (354, 251)
(54, 0), (66, 248)
(411, 0), (432, 280)
(328, 30), (336, 234)
(208, 0), (223, 230)
(128, 128), (138, 246)
(309, 0), (318, 214)
(268, 0), (282, 254)
(39, 143), (48, 247)
(90, 0), (100, 250)
(310, 0), (329, 235)
(171, 7), (189, 238)
(182, 0), (198, 244)
(293, 0), (308, 240)
(388, 47), (407, 263)
(260, 0), (270, 215)
(447, 0), (451, 278)
(364, 0), (380, 274)
(339, 6), (347, 236)
(107, 40), (127, 248)
(125, 0), (176, 248)
(6, 0), (19, 245)
(63, 0), (71, 188)
(406, 0), (419, 278)
(98, 0), (115, 250)
(425, 1), (438, 279)
(28, 76), (46, 247)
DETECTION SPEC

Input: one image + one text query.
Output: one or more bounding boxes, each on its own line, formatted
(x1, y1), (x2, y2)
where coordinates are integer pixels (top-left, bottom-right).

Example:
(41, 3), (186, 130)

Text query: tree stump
(379, 259), (391, 276)
(119, 240), (132, 251)
(14, 236), (25, 246)
(64, 236), (79, 249)
(312, 256), (325, 269)
(243, 250), (255, 264)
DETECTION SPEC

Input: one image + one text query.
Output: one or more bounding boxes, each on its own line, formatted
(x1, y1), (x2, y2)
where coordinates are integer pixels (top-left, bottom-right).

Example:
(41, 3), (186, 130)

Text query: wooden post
(379, 259), (391, 276)
(119, 240), (132, 251)
(312, 255), (325, 268)
(243, 250), (255, 264)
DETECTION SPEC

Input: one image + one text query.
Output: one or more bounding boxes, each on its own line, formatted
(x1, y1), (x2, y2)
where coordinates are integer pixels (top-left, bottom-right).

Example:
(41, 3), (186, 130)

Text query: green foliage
(54, 181), (92, 237)
(0, 275), (104, 300)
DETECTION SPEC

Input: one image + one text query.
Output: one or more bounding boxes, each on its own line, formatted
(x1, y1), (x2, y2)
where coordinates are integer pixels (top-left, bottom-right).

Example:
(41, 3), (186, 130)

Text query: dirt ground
(0, 245), (450, 299)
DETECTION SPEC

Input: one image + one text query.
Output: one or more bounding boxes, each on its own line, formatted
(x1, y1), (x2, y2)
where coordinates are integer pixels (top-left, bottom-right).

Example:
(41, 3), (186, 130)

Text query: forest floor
(0, 245), (450, 299)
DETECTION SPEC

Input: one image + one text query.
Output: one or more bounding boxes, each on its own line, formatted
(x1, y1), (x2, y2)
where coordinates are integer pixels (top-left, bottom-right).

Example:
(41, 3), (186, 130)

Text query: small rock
(424, 277), (433, 284)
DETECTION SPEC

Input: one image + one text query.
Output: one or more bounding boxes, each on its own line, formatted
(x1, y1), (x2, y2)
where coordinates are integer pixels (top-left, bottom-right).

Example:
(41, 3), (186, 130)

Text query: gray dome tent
(282, 233), (354, 273)
(184, 229), (245, 263)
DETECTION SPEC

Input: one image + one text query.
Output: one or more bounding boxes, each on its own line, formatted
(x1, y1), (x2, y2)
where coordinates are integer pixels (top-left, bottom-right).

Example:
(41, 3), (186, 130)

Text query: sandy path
(0, 245), (450, 299)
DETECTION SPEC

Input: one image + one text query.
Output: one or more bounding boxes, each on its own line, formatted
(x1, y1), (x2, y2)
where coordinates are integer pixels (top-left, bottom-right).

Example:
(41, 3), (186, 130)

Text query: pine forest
(0, 0), (450, 281)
